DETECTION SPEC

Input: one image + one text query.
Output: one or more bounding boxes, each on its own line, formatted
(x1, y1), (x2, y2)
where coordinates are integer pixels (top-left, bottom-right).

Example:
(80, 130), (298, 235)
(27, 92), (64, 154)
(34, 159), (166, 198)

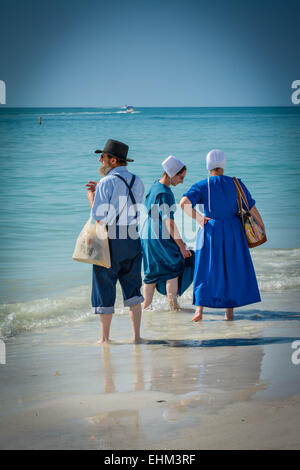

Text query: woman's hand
(180, 245), (192, 259)
(197, 215), (211, 228)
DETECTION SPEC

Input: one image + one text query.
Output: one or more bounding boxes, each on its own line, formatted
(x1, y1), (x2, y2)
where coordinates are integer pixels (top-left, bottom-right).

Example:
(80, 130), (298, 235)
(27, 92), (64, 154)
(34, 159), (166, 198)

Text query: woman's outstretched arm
(179, 196), (210, 228)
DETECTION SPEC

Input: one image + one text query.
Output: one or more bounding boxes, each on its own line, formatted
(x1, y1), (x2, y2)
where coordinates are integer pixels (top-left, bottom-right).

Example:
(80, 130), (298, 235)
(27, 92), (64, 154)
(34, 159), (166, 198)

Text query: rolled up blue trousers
(92, 226), (144, 314)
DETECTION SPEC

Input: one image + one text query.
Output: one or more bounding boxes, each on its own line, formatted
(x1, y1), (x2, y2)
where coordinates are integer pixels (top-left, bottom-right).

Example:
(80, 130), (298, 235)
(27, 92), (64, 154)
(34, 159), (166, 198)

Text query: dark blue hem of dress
(193, 296), (261, 308)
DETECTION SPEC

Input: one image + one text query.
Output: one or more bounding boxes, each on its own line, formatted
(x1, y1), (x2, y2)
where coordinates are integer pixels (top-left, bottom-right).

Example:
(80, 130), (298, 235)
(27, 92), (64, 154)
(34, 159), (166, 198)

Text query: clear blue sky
(1, 0), (299, 107)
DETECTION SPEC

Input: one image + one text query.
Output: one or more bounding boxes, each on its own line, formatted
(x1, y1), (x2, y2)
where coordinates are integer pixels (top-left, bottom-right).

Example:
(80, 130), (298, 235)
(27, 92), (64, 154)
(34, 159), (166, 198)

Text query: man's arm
(86, 180), (98, 209)
(88, 178), (114, 224)
(87, 190), (95, 209)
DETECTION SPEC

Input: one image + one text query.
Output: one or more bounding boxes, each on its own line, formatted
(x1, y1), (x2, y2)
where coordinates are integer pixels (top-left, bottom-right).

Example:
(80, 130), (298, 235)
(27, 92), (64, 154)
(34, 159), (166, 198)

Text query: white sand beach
(0, 289), (300, 450)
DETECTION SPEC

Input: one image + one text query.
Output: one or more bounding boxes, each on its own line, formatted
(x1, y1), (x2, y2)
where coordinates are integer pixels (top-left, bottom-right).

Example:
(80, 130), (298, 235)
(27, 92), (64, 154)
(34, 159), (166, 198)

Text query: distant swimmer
(39, 117), (42, 125)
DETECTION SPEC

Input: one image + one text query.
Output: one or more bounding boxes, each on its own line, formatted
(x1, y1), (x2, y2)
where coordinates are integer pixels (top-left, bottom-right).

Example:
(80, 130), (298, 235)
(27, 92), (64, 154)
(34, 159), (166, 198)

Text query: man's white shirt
(91, 166), (145, 225)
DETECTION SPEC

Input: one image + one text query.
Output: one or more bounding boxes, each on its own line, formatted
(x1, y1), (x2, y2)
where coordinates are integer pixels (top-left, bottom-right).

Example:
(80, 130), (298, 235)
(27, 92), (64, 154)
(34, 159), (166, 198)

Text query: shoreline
(1, 289), (300, 449)
(1, 284), (299, 340)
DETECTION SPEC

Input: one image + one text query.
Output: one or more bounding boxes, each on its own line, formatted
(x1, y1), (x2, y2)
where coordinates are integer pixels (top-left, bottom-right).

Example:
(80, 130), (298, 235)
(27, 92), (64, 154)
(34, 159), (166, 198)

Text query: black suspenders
(114, 174), (137, 224)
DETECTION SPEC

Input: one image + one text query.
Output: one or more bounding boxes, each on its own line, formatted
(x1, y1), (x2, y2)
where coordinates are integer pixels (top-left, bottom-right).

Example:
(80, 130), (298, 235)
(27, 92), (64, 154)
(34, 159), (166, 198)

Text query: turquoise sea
(0, 107), (299, 336)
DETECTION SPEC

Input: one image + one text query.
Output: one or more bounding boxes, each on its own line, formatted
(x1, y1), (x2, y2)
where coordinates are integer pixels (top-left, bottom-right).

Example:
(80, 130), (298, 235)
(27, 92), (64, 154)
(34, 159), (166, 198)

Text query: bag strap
(233, 177), (243, 224)
(114, 174), (137, 224)
(233, 177), (250, 211)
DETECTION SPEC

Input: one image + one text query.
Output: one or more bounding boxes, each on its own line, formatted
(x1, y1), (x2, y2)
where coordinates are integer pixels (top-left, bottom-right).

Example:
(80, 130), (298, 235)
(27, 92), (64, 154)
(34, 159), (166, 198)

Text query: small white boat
(124, 105), (135, 113)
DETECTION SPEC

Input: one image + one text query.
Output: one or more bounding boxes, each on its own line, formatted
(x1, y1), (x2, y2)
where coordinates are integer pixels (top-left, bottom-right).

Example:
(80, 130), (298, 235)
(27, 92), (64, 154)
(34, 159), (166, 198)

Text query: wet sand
(0, 289), (300, 449)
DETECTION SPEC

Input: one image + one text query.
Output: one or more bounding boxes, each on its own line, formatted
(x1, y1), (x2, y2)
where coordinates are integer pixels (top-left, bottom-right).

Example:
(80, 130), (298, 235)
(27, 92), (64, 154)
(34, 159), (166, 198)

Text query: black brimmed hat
(94, 139), (134, 162)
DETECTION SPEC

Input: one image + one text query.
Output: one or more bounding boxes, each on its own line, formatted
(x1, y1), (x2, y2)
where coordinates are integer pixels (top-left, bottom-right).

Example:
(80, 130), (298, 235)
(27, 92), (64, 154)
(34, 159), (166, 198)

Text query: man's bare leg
(166, 277), (180, 311)
(192, 306), (203, 322)
(143, 283), (156, 310)
(224, 308), (234, 321)
(129, 303), (143, 344)
(99, 313), (113, 343)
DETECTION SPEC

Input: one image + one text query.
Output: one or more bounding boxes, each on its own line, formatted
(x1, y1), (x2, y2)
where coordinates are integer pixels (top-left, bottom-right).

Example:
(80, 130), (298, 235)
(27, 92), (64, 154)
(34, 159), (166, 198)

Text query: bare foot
(191, 312), (202, 322)
(168, 299), (181, 311)
(96, 338), (111, 345)
(224, 309), (234, 321)
(132, 337), (144, 344)
(191, 307), (203, 322)
(143, 302), (153, 311)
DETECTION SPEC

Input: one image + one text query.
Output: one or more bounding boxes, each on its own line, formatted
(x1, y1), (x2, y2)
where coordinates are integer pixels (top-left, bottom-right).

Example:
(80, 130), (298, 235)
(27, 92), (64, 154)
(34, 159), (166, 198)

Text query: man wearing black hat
(86, 139), (145, 343)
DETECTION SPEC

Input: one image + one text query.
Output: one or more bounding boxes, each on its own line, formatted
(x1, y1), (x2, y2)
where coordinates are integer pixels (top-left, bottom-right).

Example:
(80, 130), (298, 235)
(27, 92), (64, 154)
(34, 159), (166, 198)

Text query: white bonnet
(162, 155), (185, 178)
(206, 149), (226, 171)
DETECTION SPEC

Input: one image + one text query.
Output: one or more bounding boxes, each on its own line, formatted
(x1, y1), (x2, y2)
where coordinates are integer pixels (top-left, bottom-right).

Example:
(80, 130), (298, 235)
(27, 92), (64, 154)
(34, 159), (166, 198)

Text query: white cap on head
(162, 155), (185, 178)
(206, 149), (226, 171)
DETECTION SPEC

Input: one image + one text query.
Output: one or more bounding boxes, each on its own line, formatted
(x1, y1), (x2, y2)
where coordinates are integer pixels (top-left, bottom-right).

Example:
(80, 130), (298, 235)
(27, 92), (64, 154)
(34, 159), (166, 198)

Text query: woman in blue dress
(141, 156), (193, 311)
(180, 149), (265, 321)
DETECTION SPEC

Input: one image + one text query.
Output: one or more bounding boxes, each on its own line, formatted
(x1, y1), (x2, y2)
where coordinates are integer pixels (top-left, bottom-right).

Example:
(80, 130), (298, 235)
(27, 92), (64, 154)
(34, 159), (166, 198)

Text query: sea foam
(0, 248), (299, 338)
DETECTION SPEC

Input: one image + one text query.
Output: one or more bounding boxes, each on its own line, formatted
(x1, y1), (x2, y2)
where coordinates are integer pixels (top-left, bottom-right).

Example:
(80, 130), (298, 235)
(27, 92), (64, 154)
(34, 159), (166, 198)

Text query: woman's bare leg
(224, 308), (234, 321)
(166, 277), (180, 311)
(143, 283), (156, 310)
(192, 306), (203, 322)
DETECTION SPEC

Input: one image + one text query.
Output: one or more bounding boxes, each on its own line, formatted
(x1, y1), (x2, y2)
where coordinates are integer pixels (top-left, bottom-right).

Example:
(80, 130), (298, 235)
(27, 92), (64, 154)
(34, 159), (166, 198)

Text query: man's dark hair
(108, 156), (127, 166)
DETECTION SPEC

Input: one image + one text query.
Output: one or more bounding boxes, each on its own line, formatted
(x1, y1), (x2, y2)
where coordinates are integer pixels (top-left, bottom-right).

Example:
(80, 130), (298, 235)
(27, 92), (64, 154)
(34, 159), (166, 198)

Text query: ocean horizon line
(0, 105), (299, 110)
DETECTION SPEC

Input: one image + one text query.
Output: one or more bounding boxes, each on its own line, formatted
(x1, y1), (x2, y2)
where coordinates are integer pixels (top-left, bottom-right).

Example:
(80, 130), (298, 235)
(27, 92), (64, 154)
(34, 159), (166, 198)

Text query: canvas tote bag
(72, 217), (111, 268)
(233, 177), (267, 248)
(72, 173), (137, 268)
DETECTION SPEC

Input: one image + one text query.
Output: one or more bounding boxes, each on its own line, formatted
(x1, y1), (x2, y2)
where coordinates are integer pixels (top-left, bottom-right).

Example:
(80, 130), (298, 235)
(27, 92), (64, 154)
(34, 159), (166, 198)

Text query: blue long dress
(141, 181), (194, 296)
(183, 175), (261, 308)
